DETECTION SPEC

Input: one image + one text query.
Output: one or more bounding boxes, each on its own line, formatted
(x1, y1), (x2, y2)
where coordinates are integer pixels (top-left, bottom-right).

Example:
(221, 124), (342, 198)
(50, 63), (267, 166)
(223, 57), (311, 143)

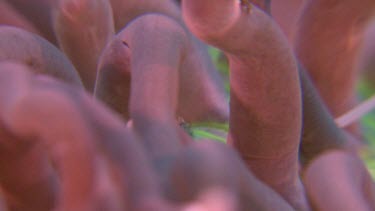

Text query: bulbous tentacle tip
(182, 0), (243, 42)
(57, 0), (80, 17)
(56, 0), (98, 22)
